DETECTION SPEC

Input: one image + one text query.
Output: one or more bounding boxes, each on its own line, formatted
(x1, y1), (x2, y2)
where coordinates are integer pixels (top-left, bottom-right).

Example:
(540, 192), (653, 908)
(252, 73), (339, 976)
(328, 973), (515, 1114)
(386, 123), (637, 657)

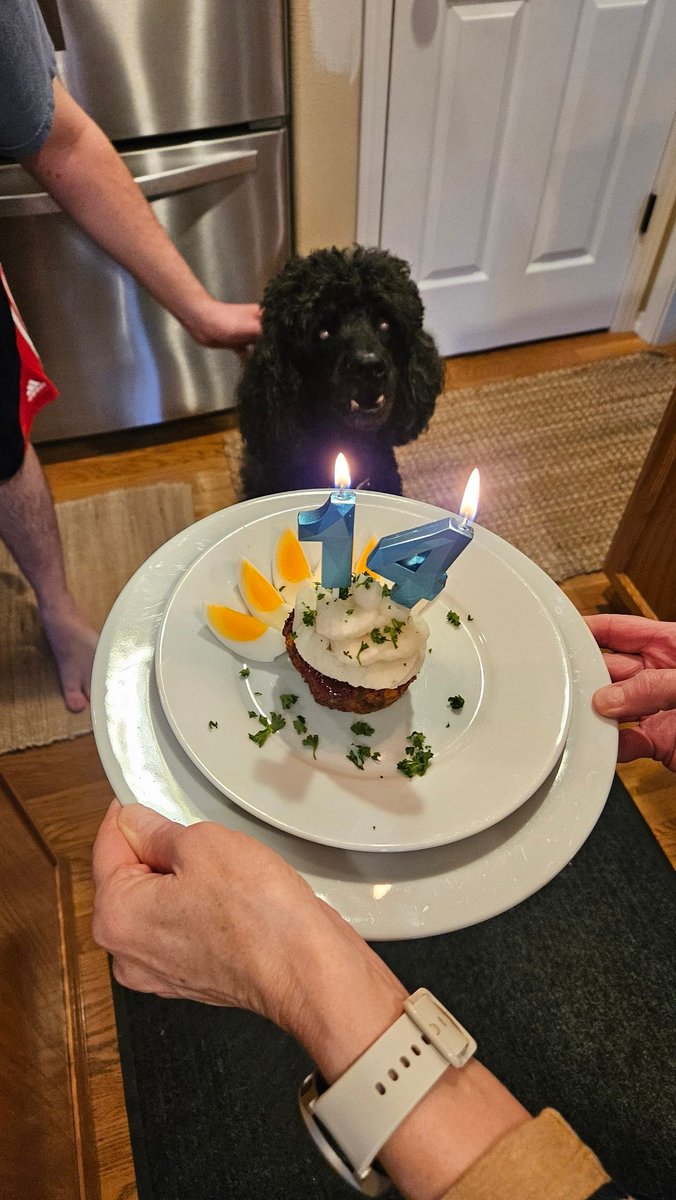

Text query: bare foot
(40, 601), (99, 713)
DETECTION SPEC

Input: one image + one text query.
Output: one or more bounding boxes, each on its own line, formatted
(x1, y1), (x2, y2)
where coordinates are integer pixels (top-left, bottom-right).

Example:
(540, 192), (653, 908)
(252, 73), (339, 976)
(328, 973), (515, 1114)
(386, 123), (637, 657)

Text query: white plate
(91, 491), (618, 939)
(155, 495), (571, 852)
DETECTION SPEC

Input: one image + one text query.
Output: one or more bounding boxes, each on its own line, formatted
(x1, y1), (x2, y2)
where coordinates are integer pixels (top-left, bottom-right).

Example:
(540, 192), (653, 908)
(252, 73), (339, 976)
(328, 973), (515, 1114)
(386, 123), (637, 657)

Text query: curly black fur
(237, 245), (443, 497)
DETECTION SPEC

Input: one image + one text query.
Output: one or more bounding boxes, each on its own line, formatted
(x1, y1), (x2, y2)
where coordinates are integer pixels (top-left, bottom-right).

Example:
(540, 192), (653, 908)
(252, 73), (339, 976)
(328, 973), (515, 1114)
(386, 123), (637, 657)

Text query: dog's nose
(347, 350), (387, 384)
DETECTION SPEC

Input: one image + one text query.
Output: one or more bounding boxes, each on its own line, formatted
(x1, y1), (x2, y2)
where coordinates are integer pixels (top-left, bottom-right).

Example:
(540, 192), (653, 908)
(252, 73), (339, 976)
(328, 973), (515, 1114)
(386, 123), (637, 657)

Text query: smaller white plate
(155, 494), (571, 852)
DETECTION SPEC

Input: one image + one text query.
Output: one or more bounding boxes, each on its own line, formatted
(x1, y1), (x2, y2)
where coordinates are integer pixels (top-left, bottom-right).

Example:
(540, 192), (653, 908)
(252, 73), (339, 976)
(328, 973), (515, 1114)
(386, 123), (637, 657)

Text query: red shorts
(0, 266), (58, 481)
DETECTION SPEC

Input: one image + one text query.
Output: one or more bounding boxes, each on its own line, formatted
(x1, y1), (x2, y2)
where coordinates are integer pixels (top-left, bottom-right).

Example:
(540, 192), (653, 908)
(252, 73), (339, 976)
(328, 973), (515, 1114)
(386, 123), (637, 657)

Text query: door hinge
(639, 192), (658, 236)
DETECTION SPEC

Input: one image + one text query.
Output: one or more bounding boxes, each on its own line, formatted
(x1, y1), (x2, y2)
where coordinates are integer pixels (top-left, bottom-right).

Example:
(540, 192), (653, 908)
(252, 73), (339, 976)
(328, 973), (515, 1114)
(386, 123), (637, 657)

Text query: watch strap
(308, 989), (476, 1181)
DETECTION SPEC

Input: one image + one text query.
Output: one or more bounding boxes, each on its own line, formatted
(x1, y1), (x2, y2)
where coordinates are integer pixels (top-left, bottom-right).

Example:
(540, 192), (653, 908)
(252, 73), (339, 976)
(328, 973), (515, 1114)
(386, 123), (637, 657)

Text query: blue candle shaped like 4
(298, 453), (356, 588)
(367, 469), (480, 608)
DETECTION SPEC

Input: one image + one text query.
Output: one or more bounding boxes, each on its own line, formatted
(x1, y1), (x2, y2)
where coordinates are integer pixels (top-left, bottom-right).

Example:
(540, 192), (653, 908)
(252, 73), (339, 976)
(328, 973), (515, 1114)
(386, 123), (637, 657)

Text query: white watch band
(301, 989), (476, 1188)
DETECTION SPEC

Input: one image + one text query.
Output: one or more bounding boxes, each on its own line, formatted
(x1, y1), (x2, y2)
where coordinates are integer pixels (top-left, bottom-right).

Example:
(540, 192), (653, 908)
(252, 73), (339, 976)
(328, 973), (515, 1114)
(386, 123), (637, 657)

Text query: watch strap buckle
(404, 988), (476, 1069)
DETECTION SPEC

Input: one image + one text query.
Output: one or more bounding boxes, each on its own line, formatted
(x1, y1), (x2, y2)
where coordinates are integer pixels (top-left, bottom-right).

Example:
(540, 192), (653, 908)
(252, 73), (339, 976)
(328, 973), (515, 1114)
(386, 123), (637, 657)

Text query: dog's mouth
(340, 388), (393, 430)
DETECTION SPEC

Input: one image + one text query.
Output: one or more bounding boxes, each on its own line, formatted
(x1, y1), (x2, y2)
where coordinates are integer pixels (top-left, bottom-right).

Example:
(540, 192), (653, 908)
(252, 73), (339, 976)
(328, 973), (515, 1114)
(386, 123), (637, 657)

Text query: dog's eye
(378, 320), (390, 333)
(318, 329), (330, 341)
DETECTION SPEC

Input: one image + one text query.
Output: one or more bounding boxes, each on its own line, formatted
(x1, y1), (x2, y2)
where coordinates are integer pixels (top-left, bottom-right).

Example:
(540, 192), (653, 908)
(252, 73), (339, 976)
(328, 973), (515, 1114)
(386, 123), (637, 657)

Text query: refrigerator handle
(0, 149), (258, 217)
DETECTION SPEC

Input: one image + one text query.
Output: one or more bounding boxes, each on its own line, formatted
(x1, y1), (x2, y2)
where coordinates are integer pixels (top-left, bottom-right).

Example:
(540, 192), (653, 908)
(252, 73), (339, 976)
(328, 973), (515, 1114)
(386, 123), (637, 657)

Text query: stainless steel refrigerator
(0, 0), (290, 441)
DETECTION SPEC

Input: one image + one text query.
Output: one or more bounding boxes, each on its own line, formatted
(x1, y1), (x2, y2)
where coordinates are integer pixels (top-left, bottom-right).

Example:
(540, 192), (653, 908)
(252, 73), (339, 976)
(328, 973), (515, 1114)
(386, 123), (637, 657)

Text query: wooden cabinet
(605, 383), (676, 620)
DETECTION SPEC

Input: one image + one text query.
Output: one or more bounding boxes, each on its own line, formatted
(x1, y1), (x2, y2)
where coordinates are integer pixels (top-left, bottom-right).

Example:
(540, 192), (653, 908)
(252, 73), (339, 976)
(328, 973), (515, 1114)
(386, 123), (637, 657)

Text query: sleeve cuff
(441, 1109), (612, 1200)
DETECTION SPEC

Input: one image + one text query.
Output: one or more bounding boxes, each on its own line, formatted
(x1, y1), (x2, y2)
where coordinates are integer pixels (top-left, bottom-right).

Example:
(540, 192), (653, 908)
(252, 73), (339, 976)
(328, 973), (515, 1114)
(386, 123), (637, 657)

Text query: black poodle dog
(236, 245), (443, 497)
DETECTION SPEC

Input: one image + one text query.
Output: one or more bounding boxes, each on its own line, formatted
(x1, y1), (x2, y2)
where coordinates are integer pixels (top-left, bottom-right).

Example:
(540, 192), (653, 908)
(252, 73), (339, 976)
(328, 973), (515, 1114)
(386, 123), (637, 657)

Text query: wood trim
(356, 0), (394, 246)
(612, 114), (676, 333)
(605, 381), (676, 620)
(605, 571), (659, 620)
(0, 775), (101, 1200)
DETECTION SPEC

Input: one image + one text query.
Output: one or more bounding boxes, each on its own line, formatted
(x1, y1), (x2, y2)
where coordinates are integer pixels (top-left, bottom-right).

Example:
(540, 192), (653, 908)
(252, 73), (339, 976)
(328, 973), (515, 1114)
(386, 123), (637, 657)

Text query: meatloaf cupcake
(283, 573), (429, 714)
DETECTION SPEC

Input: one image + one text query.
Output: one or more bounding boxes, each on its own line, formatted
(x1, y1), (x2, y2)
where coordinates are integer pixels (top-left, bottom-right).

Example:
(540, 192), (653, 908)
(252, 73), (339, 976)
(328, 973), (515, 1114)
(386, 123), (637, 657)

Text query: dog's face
(263, 246), (436, 437)
(307, 304), (398, 434)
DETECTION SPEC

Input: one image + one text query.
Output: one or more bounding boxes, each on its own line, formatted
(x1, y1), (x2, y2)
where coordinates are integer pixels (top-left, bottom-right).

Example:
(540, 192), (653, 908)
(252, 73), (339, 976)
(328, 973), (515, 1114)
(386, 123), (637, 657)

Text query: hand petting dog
(236, 246), (443, 498)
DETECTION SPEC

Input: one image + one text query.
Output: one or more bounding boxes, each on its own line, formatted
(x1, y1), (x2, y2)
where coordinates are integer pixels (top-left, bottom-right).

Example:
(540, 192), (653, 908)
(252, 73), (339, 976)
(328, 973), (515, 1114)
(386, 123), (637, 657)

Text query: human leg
(0, 443), (98, 712)
(0, 276), (96, 712)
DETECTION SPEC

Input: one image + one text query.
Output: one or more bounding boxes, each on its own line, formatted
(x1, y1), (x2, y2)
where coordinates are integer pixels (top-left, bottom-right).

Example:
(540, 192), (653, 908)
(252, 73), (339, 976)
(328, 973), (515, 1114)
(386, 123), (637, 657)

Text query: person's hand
(92, 801), (404, 1052)
(586, 614), (676, 770)
(184, 299), (262, 350)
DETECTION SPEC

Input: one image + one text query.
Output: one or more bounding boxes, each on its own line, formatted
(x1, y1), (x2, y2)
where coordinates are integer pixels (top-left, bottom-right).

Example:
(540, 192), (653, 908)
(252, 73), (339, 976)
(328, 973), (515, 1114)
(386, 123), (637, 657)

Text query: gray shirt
(0, 0), (56, 158)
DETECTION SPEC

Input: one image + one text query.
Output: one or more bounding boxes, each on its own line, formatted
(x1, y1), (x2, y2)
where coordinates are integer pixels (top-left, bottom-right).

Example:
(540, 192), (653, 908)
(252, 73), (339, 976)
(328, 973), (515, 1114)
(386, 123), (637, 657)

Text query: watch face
(298, 1073), (391, 1198)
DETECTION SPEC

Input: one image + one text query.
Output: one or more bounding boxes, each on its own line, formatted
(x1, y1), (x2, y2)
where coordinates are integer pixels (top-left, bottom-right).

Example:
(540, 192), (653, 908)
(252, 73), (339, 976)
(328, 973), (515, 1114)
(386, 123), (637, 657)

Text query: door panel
(381, 0), (676, 354)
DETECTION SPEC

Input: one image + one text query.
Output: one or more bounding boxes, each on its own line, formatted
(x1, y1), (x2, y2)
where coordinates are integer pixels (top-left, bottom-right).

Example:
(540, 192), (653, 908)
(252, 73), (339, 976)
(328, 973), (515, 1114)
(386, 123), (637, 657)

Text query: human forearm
(21, 81), (261, 348)
(283, 913), (530, 1200)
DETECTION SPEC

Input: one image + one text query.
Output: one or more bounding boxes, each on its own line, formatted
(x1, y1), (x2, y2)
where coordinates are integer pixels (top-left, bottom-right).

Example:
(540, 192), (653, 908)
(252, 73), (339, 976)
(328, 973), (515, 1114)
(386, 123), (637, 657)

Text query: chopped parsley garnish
(280, 693), (299, 710)
(356, 640), (370, 664)
(343, 650), (352, 658)
(351, 720), (375, 737)
(338, 585), (350, 600)
(370, 627), (387, 644)
(208, 720), (218, 730)
(302, 606), (317, 626)
(248, 711), (286, 748)
(248, 710), (257, 719)
(381, 583), (392, 598)
(397, 731), (434, 778)
(302, 733), (319, 759)
(467, 614), (474, 621)
(317, 592), (326, 601)
(448, 694), (465, 710)
(383, 618), (405, 648)
(347, 744), (381, 771)
(345, 608), (354, 615)
(278, 584), (285, 592)
(293, 715), (307, 735)
(289, 629), (298, 641)
(446, 611), (461, 627)
(239, 667), (250, 678)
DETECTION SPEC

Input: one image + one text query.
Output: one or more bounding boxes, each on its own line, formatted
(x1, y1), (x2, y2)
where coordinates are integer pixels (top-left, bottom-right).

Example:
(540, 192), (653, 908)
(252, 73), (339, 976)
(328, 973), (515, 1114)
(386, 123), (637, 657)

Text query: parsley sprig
(448, 694), (465, 710)
(248, 711), (286, 748)
(446, 611), (461, 627)
(347, 744), (381, 771)
(397, 731), (434, 778)
(280, 693), (299, 710)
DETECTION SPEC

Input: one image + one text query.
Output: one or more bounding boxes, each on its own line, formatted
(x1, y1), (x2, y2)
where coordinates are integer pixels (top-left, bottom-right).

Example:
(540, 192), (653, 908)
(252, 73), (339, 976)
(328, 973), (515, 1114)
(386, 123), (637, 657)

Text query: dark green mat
(112, 775), (676, 1200)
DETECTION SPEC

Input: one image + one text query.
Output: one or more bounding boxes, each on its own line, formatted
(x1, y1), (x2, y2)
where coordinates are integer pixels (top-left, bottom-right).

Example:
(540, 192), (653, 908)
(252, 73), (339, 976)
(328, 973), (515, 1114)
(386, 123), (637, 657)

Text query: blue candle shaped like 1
(367, 468), (480, 608)
(298, 453), (356, 588)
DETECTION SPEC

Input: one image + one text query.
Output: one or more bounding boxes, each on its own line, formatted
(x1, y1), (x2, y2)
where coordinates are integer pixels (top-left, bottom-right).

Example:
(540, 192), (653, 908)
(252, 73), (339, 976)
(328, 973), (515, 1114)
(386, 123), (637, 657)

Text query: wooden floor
(2, 329), (675, 1199)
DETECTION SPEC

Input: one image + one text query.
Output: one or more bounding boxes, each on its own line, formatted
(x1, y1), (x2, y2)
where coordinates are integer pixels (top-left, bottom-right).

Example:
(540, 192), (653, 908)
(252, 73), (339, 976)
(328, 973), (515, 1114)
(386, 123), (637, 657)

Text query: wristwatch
(299, 988), (476, 1196)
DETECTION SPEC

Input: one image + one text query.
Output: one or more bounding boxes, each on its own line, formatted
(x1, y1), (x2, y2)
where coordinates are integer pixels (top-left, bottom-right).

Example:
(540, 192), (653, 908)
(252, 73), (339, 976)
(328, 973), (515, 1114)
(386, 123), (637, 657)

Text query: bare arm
(20, 80), (261, 349)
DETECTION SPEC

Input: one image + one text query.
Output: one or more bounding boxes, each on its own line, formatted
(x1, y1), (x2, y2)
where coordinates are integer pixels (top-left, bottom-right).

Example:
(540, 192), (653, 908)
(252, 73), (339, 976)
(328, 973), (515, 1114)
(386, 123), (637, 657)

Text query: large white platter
(155, 495), (571, 851)
(91, 491), (618, 940)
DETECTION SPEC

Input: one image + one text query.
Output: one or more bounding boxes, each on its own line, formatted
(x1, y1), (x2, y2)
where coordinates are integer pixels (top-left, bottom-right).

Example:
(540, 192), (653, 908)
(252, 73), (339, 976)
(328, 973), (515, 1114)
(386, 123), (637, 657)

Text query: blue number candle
(367, 469), (480, 608)
(298, 453), (356, 588)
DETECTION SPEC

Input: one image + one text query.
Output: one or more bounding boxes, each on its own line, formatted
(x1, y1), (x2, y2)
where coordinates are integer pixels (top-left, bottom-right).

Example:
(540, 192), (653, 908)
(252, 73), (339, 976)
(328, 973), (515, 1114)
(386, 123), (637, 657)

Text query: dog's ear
(236, 339), (304, 461)
(389, 329), (443, 445)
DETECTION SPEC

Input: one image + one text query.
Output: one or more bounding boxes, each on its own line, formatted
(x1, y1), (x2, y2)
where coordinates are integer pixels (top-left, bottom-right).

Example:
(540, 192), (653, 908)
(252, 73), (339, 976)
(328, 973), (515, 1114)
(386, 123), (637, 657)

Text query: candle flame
(334, 452), (351, 491)
(459, 468), (480, 522)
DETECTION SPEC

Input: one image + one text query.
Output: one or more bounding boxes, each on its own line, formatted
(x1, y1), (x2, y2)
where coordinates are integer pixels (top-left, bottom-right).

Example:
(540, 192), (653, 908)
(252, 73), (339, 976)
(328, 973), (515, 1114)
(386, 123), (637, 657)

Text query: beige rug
(224, 351), (676, 581)
(0, 482), (194, 755)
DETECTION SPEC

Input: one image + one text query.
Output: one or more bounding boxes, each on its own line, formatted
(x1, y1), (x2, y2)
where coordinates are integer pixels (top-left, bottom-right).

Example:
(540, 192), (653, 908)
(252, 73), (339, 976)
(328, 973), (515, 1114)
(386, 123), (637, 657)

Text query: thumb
(592, 668), (676, 721)
(117, 804), (186, 874)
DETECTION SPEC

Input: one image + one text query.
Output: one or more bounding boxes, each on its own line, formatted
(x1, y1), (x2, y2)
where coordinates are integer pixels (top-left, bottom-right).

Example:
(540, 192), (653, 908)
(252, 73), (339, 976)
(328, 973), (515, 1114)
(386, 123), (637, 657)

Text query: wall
(289, 1), (363, 254)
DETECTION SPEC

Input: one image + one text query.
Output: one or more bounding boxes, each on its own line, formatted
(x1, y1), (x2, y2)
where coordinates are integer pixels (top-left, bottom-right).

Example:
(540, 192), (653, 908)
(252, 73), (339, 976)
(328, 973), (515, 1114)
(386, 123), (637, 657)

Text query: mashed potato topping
(291, 574), (429, 691)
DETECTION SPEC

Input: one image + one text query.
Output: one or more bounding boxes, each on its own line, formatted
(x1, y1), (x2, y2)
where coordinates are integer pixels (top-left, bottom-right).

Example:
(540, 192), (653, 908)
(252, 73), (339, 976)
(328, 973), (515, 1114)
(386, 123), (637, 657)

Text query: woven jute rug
(0, 482), (194, 755)
(223, 351), (676, 582)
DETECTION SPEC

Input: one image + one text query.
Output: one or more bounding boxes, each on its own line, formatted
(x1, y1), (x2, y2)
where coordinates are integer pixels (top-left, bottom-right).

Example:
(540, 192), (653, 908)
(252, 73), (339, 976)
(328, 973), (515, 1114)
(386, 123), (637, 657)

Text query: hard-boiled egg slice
(239, 558), (290, 631)
(353, 534), (386, 582)
(204, 603), (285, 661)
(272, 528), (314, 605)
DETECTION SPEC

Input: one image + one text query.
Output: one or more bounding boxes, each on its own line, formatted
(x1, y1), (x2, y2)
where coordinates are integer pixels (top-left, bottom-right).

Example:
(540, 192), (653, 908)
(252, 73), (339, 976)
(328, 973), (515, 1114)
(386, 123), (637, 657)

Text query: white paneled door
(379, 0), (676, 354)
